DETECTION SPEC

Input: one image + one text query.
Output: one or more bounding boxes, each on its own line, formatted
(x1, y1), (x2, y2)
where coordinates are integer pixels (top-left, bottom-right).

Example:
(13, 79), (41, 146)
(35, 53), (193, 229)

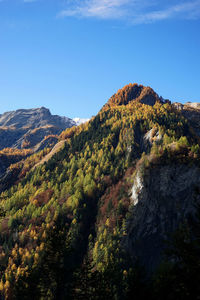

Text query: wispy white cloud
(132, 0), (200, 24)
(59, 0), (131, 19)
(58, 0), (200, 24)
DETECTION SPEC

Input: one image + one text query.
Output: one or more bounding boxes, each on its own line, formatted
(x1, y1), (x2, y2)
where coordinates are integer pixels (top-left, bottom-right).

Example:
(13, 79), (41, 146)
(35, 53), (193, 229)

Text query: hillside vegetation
(0, 84), (200, 299)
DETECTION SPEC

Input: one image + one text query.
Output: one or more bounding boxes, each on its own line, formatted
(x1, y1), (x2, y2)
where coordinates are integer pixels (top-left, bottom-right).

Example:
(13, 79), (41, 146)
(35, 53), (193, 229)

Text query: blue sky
(0, 0), (200, 118)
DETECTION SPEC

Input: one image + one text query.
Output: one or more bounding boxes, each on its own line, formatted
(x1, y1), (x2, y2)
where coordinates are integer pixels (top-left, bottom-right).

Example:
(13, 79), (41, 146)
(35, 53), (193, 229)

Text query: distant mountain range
(0, 107), (88, 151)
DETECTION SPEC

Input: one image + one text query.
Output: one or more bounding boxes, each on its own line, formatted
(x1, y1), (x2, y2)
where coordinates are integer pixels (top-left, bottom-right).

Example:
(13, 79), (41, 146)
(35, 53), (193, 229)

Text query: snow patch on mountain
(73, 117), (90, 125)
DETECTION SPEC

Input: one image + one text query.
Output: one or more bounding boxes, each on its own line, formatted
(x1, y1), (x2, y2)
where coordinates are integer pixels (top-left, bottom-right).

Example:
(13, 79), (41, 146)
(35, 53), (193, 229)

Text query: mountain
(0, 107), (76, 151)
(0, 107), (77, 181)
(103, 83), (162, 109)
(0, 83), (200, 299)
(0, 107), (75, 129)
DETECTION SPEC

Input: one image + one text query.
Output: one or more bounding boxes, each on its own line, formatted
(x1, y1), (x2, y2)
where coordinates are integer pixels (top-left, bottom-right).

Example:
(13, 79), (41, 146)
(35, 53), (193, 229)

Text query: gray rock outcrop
(124, 163), (200, 271)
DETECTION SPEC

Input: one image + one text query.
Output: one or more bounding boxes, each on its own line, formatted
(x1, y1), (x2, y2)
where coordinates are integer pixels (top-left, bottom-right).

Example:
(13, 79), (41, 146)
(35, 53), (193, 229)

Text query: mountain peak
(0, 107), (76, 150)
(103, 83), (161, 110)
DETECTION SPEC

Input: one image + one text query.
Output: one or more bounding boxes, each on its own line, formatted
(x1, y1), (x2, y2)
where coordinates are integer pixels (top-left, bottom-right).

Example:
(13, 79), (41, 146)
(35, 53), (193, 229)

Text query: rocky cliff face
(124, 163), (200, 271)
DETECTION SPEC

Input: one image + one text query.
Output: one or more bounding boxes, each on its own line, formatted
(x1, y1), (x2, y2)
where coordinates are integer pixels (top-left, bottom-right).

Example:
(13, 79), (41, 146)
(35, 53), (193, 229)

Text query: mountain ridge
(0, 106), (75, 130)
(0, 107), (90, 151)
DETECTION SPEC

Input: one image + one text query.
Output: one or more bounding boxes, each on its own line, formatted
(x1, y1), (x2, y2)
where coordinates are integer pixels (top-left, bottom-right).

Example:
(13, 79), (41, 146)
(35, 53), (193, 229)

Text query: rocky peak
(0, 107), (75, 129)
(0, 107), (76, 151)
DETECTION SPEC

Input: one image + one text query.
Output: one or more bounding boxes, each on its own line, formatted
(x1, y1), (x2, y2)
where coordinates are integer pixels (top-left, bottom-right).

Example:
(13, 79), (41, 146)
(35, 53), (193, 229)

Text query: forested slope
(0, 84), (200, 299)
